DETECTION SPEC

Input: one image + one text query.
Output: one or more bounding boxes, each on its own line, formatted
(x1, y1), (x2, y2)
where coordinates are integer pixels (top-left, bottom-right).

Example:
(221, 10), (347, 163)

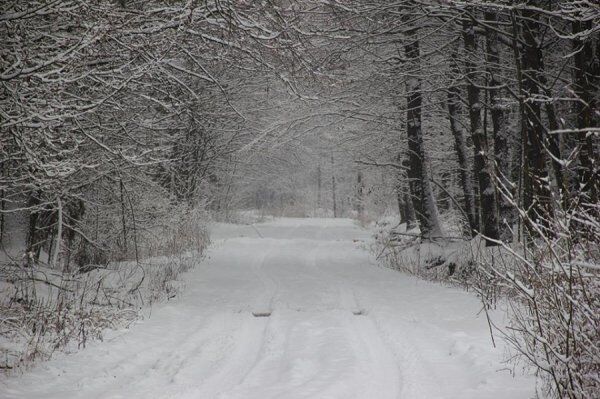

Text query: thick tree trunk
(447, 51), (477, 237)
(65, 199), (85, 271)
(404, 25), (443, 239)
(397, 186), (406, 225)
(396, 156), (417, 230)
(404, 193), (417, 230)
(26, 193), (41, 266)
(484, 11), (514, 242)
(401, 158), (418, 230)
(462, 12), (499, 245)
(542, 92), (566, 197)
(520, 4), (553, 230)
(572, 19), (599, 205)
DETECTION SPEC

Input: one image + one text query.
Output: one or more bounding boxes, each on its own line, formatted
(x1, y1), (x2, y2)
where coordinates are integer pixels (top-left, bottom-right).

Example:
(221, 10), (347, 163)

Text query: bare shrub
(482, 202), (600, 398)
(0, 204), (209, 372)
(143, 205), (209, 258)
(373, 202), (600, 398)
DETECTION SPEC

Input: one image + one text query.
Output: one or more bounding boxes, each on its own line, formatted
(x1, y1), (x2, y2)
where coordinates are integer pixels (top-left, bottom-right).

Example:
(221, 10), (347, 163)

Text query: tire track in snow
(248, 239), (278, 315)
(202, 237), (280, 397)
(222, 228), (401, 398)
(109, 239), (280, 399)
(174, 238), (280, 399)
(177, 314), (270, 399)
(217, 240), (334, 397)
(248, 220), (304, 315)
(341, 313), (402, 399)
(313, 247), (437, 398)
(309, 239), (403, 398)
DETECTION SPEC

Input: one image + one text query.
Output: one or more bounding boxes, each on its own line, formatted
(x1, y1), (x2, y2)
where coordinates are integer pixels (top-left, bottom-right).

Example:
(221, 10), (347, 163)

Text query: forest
(1, 1), (598, 398)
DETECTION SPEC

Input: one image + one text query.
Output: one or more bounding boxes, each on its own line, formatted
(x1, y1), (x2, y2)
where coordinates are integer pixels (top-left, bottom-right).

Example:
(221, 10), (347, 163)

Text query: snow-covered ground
(1, 218), (535, 398)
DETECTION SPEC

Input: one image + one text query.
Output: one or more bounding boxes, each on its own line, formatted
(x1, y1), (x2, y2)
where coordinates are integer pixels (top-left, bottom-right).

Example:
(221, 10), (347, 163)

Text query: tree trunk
(520, 3), (553, 231)
(543, 97), (566, 197)
(462, 11), (499, 245)
(404, 193), (417, 230)
(54, 197), (63, 271)
(484, 10), (515, 242)
(356, 170), (365, 220)
(572, 19), (599, 205)
(447, 50), (477, 237)
(26, 193), (41, 266)
(0, 159), (5, 244)
(397, 187), (406, 225)
(120, 179), (128, 254)
(404, 24), (443, 239)
(331, 152), (337, 218)
(399, 157), (418, 230)
(316, 165), (322, 212)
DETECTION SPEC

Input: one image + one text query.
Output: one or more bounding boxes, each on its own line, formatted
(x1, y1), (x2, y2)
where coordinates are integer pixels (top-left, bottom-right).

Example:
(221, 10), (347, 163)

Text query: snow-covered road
(2, 218), (535, 398)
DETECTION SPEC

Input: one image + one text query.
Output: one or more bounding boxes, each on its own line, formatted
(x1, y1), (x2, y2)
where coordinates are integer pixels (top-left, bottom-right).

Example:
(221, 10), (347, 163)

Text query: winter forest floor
(1, 218), (536, 398)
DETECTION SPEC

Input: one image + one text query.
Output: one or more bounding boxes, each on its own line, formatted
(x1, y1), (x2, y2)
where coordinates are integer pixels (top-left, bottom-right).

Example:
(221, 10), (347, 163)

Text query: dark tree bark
(331, 152), (337, 218)
(404, 24), (443, 239)
(119, 179), (128, 254)
(397, 187), (406, 225)
(572, 19), (599, 205)
(316, 165), (322, 211)
(0, 159), (5, 244)
(404, 193), (417, 230)
(356, 170), (365, 219)
(25, 193), (41, 266)
(536, 74), (566, 198)
(402, 157), (418, 230)
(484, 10), (515, 242)
(396, 156), (417, 230)
(462, 11), (499, 245)
(65, 199), (85, 271)
(447, 50), (477, 237)
(520, 3), (553, 230)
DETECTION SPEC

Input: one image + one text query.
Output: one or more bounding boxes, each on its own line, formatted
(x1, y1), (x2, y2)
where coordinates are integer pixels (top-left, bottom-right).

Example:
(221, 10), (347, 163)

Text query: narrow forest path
(2, 218), (535, 399)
